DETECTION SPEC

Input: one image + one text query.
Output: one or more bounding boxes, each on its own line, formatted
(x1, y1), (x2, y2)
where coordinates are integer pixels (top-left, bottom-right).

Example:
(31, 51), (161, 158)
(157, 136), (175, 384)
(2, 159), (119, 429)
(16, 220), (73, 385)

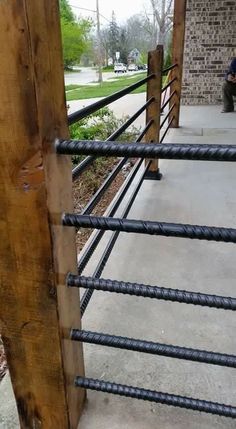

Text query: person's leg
(222, 81), (235, 112)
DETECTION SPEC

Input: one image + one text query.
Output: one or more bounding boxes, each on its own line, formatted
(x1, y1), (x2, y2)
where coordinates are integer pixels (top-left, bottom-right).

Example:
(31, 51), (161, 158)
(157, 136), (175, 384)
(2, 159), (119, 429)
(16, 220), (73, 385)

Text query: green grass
(66, 73), (147, 101)
(65, 84), (81, 91)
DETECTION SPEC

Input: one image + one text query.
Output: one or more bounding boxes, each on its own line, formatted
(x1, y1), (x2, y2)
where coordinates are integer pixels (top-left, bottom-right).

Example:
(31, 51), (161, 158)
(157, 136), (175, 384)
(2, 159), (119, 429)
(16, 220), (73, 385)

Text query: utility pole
(96, 0), (103, 83)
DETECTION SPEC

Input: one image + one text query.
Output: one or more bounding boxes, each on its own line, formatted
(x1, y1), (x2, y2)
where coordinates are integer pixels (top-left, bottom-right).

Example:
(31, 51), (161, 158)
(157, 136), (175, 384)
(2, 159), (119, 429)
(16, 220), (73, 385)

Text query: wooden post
(145, 45), (163, 180)
(0, 1), (85, 428)
(170, 0), (187, 128)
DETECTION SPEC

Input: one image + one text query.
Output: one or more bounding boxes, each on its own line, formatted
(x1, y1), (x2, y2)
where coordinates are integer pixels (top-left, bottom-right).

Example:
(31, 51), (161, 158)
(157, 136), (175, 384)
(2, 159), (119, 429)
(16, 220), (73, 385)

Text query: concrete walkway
(79, 106), (236, 429)
(1, 106), (235, 428)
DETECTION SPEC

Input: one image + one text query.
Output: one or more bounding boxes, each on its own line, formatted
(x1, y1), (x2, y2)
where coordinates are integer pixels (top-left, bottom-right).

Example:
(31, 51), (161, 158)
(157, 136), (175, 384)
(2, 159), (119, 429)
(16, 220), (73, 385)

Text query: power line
(71, 5), (96, 13)
(70, 3), (110, 23)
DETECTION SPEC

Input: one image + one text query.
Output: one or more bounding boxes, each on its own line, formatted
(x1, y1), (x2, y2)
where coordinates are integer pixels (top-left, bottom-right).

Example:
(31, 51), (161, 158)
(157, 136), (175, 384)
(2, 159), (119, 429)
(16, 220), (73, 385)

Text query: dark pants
(222, 81), (236, 111)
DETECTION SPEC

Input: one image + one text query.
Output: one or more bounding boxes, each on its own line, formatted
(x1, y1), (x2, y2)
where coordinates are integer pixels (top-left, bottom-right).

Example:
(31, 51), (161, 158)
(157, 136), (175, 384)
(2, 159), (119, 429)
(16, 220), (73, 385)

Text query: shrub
(69, 107), (140, 166)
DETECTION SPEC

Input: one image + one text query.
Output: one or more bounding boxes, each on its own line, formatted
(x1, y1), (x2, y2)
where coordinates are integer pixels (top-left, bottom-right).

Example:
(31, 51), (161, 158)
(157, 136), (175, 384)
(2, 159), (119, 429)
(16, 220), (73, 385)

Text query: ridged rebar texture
(68, 74), (154, 125)
(56, 140), (236, 162)
(72, 98), (154, 182)
(71, 329), (236, 368)
(75, 377), (236, 418)
(79, 161), (152, 316)
(63, 214), (236, 244)
(77, 119), (153, 274)
(67, 275), (236, 311)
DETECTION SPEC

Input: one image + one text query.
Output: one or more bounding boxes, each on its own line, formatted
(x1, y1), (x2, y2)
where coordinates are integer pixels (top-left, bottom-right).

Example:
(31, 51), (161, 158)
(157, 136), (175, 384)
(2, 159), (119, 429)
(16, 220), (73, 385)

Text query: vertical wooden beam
(0, 1), (85, 428)
(145, 45), (163, 180)
(170, 0), (187, 128)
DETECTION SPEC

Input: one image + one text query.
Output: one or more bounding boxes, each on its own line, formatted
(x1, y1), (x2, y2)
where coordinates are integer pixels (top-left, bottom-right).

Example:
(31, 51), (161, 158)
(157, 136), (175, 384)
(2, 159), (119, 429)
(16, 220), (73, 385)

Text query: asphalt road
(64, 67), (145, 86)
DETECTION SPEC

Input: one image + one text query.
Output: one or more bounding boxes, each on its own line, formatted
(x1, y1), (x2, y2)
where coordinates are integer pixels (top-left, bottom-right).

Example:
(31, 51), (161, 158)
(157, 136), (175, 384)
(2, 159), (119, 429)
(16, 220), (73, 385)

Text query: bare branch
(150, 0), (161, 26)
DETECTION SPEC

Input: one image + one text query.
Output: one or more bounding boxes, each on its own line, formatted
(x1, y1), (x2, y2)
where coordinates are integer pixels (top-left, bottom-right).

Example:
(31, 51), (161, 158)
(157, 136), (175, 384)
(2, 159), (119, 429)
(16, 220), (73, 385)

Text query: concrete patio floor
(79, 106), (236, 429)
(0, 106), (235, 429)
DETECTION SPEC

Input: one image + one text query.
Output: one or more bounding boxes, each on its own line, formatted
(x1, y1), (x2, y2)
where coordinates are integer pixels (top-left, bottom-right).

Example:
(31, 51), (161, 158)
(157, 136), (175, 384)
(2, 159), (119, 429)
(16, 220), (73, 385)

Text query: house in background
(127, 48), (141, 64)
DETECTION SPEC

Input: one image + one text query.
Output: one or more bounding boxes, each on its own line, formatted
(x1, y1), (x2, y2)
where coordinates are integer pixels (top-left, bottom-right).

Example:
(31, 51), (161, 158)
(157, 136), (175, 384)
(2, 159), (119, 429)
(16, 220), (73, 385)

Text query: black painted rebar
(81, 158), (127, 216)
(77, 121), (153, 275)
(78, 159), (143, 276)
(133, 119), (153, 143)
(161, 77), (177, 93)
(79, 161), (152, 315)
(72, 155), (96, 181)
(71, 329), (236, 368)
(72, 99), (154, 182)
(107, 98), (154, 142)
(56, 140), (236, 162)
(160, 117), (174, 143)
(160, 104), (175, 129)
(75, 377), (236, 418)
(63, 214), (236, 244)
(68, 74), (154, 125)
(67, 275), (236, 311)
(162, 63), (178, 74)
(161, 91), (176, 112)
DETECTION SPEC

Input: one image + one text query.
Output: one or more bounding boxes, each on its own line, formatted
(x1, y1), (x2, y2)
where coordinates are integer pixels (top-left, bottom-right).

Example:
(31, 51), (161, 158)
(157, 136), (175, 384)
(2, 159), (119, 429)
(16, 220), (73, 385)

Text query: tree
(60, 0), (75, 23)
(100, 27), (110, 66)
(119, 28), (129, 64)
(108, 11), (120, 63)
(149, 0), (173, 45)
(124, 15), (153, 58)
(59, 0), (92, 68)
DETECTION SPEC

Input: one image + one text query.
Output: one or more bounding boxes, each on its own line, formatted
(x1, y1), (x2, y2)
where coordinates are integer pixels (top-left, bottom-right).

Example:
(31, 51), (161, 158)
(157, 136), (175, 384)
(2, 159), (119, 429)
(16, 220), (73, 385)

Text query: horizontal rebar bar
(160, 116), (174, 143)
(160, 104), (175, 129)
(78, 159), (144, 275)
(161, 91), (176, 112)
(81, 157), (127, 215)
(56, 140), (236, 162)
(161, 77), (177, 93)
(63, 214), (236, 244)
(80, 161), (152, 315)
(72, 155), (96, 181)
(71, 329), (236, 368)
(75, 377), (236, 418)
(72, 101), (154, 182)
(77, 122), (153, 274)
(107, 98), (154, 142)
(68, 74), (154, 125)
(67, 275), (236, 311)
(162, 63), (178, 74)
(136, 119), (153, 142)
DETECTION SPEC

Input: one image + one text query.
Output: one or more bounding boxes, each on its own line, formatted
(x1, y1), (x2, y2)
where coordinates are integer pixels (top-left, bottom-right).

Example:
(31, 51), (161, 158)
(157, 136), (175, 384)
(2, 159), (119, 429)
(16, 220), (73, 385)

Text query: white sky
(69, 0), (150, 24)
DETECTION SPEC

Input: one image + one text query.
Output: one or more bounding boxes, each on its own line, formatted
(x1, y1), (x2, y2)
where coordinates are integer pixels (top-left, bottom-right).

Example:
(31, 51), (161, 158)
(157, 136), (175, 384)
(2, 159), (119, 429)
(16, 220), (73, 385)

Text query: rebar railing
(56, 131), (236, 419)
(54, 47), (236, 418)
(52, 45), (236, 422)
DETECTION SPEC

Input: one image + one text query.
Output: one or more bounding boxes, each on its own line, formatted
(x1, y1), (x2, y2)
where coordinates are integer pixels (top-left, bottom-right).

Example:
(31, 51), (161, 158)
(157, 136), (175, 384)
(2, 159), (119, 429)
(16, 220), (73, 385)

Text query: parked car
(128, 63), (138, 72)
(137, 64), (146, 70)
(114, 63), (127, 73)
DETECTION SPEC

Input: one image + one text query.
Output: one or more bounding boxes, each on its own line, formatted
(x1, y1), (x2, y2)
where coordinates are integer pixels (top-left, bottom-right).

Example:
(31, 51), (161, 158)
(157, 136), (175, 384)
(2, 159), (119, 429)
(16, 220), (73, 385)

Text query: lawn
(66, 73), (148, 101)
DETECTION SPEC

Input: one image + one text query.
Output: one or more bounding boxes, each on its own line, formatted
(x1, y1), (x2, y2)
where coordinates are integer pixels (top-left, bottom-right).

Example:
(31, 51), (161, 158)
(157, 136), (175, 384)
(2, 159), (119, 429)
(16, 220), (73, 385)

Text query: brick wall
(182, 0), (236, 105)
